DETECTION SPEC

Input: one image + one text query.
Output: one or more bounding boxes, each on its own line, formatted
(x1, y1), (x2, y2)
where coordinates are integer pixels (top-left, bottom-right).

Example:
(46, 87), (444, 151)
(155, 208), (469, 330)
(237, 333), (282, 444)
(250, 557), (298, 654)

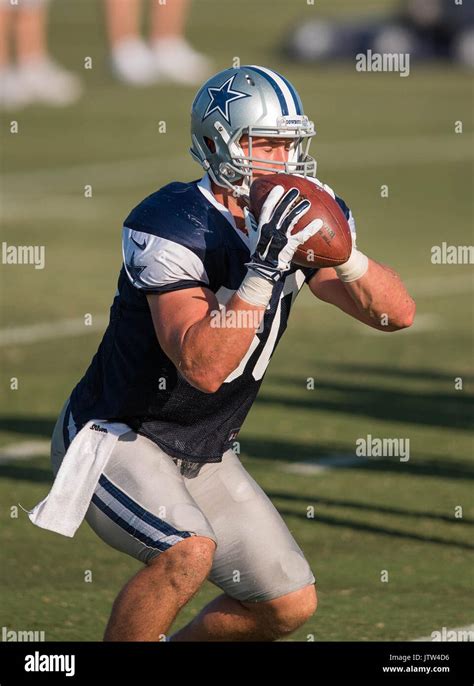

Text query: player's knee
(148, 535), (216, 595)
(264, 584), (317, 638)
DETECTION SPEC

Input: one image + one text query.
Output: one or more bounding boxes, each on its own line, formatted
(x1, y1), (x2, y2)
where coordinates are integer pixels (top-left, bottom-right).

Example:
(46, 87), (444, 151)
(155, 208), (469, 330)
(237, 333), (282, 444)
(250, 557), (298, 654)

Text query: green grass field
(0, 0), (473, 642)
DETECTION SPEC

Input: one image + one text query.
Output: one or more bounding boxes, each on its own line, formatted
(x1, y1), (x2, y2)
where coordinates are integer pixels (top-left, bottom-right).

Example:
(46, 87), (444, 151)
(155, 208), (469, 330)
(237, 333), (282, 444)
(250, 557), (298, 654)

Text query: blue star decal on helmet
(126, 251), (147, 286)
(202, 75), (250, 125)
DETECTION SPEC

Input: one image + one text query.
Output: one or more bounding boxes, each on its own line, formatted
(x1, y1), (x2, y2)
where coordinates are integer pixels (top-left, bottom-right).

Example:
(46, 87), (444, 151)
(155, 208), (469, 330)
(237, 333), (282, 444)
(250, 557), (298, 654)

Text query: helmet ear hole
(204, 136), (216, 153)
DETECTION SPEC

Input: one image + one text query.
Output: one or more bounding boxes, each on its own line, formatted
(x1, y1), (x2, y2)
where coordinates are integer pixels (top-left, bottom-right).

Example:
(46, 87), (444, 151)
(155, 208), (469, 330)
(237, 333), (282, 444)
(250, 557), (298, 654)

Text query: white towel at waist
(26, 419), (130, 538)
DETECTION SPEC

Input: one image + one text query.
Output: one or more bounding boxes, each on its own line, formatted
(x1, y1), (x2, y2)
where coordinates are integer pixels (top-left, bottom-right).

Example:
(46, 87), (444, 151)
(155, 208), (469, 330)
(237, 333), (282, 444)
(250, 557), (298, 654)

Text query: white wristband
(335, 248), (369, 283)
(236, 268), (275, 307)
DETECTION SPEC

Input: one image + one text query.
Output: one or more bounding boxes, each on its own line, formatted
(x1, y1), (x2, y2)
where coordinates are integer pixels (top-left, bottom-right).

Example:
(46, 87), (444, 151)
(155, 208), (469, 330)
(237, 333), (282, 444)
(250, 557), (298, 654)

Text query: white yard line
(282, 454), (369, 475)
(1, 134), (472, 193)
(318, 132), (474, 169)
(358, 313), (441, 335)
(1, 196), (117, 222)
(405, 274), (474, 296)
(0, 440), (50, 464)
(1, 155), (189, 192)
(0, 315), (108, 346)
(0, 270), (472, 347)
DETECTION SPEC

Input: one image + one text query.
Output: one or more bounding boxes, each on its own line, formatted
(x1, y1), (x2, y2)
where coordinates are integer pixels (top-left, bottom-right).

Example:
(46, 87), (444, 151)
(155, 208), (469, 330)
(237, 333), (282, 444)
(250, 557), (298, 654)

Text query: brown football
(249, 174), (352, 268)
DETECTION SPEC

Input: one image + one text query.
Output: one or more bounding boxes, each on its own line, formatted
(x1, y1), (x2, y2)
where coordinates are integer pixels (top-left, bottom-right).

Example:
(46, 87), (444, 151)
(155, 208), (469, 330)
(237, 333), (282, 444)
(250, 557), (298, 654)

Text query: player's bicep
(122, 226), (218, 362)
(146, 287), (218, 365)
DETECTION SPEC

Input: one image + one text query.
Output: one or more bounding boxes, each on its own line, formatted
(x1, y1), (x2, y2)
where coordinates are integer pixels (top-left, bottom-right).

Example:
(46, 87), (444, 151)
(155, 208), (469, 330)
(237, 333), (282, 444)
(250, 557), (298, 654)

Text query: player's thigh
(184, 450), (315, 602)
(50, 404), (217, 565)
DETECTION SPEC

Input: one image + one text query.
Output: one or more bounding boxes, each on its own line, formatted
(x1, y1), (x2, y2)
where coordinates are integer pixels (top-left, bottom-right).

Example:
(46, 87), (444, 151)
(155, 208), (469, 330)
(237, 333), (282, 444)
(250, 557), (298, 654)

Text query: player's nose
(272, 145), (289, 163)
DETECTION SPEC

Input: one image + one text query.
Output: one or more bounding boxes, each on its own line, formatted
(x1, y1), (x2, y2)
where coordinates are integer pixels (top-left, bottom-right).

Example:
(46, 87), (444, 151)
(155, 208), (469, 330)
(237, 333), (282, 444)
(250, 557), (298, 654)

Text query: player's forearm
(342, 258), (415, 330)
(178, 293), (266, 393)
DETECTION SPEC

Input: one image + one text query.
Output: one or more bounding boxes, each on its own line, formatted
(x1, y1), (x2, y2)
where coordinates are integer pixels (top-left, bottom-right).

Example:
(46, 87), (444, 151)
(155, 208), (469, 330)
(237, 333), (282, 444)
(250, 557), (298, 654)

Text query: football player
(50, 65), (415, 641)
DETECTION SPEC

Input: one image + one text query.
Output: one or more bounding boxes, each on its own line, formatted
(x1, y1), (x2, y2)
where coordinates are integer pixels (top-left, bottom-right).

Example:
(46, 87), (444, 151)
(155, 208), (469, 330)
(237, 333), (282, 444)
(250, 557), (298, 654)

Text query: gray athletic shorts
(50, 397), (315, 603)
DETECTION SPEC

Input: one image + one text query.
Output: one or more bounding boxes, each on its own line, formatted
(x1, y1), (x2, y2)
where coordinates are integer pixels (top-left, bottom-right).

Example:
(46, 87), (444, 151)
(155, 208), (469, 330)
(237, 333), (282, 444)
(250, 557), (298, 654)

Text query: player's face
(240, 135), (294, 177)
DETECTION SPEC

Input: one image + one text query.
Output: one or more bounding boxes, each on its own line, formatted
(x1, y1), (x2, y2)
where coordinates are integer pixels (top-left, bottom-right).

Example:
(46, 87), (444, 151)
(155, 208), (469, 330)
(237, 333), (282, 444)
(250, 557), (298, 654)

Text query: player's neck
(210, 180), (247, 232)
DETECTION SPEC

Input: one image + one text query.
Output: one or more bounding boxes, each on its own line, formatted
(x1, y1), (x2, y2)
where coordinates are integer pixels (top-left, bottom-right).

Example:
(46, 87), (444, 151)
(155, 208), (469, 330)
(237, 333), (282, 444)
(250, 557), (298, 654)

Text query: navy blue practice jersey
(69, 174), (354, 463)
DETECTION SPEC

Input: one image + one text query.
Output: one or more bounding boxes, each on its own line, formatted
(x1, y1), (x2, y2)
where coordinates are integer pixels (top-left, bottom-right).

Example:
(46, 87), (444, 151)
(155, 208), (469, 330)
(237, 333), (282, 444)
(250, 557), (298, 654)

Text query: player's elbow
(403, 300), (416, 328)
(181, 368), (224, 394)
(391, 298), (416, 330)
(177, 349), (225, 393)
(194, 377), (223, 394)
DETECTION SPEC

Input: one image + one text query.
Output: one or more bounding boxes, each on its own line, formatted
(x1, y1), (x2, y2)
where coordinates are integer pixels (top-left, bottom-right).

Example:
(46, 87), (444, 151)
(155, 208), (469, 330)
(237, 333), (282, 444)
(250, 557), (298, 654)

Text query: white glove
(243, 185), (323, 282)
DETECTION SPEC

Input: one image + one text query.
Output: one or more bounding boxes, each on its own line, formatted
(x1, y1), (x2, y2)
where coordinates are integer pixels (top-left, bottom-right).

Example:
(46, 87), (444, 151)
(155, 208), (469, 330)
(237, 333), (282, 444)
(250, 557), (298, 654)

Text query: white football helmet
(190, 65), (317, 198)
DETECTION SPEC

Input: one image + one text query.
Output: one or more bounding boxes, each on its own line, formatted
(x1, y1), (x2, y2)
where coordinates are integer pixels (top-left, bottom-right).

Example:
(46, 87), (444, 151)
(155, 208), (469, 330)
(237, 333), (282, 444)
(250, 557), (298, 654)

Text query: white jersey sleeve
(122, 227), (210, 293)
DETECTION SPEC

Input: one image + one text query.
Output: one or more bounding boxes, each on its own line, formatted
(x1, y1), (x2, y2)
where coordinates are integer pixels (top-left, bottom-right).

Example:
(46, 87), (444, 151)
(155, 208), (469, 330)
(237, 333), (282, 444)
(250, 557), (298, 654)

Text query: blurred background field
(0, 0), (473, 641)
